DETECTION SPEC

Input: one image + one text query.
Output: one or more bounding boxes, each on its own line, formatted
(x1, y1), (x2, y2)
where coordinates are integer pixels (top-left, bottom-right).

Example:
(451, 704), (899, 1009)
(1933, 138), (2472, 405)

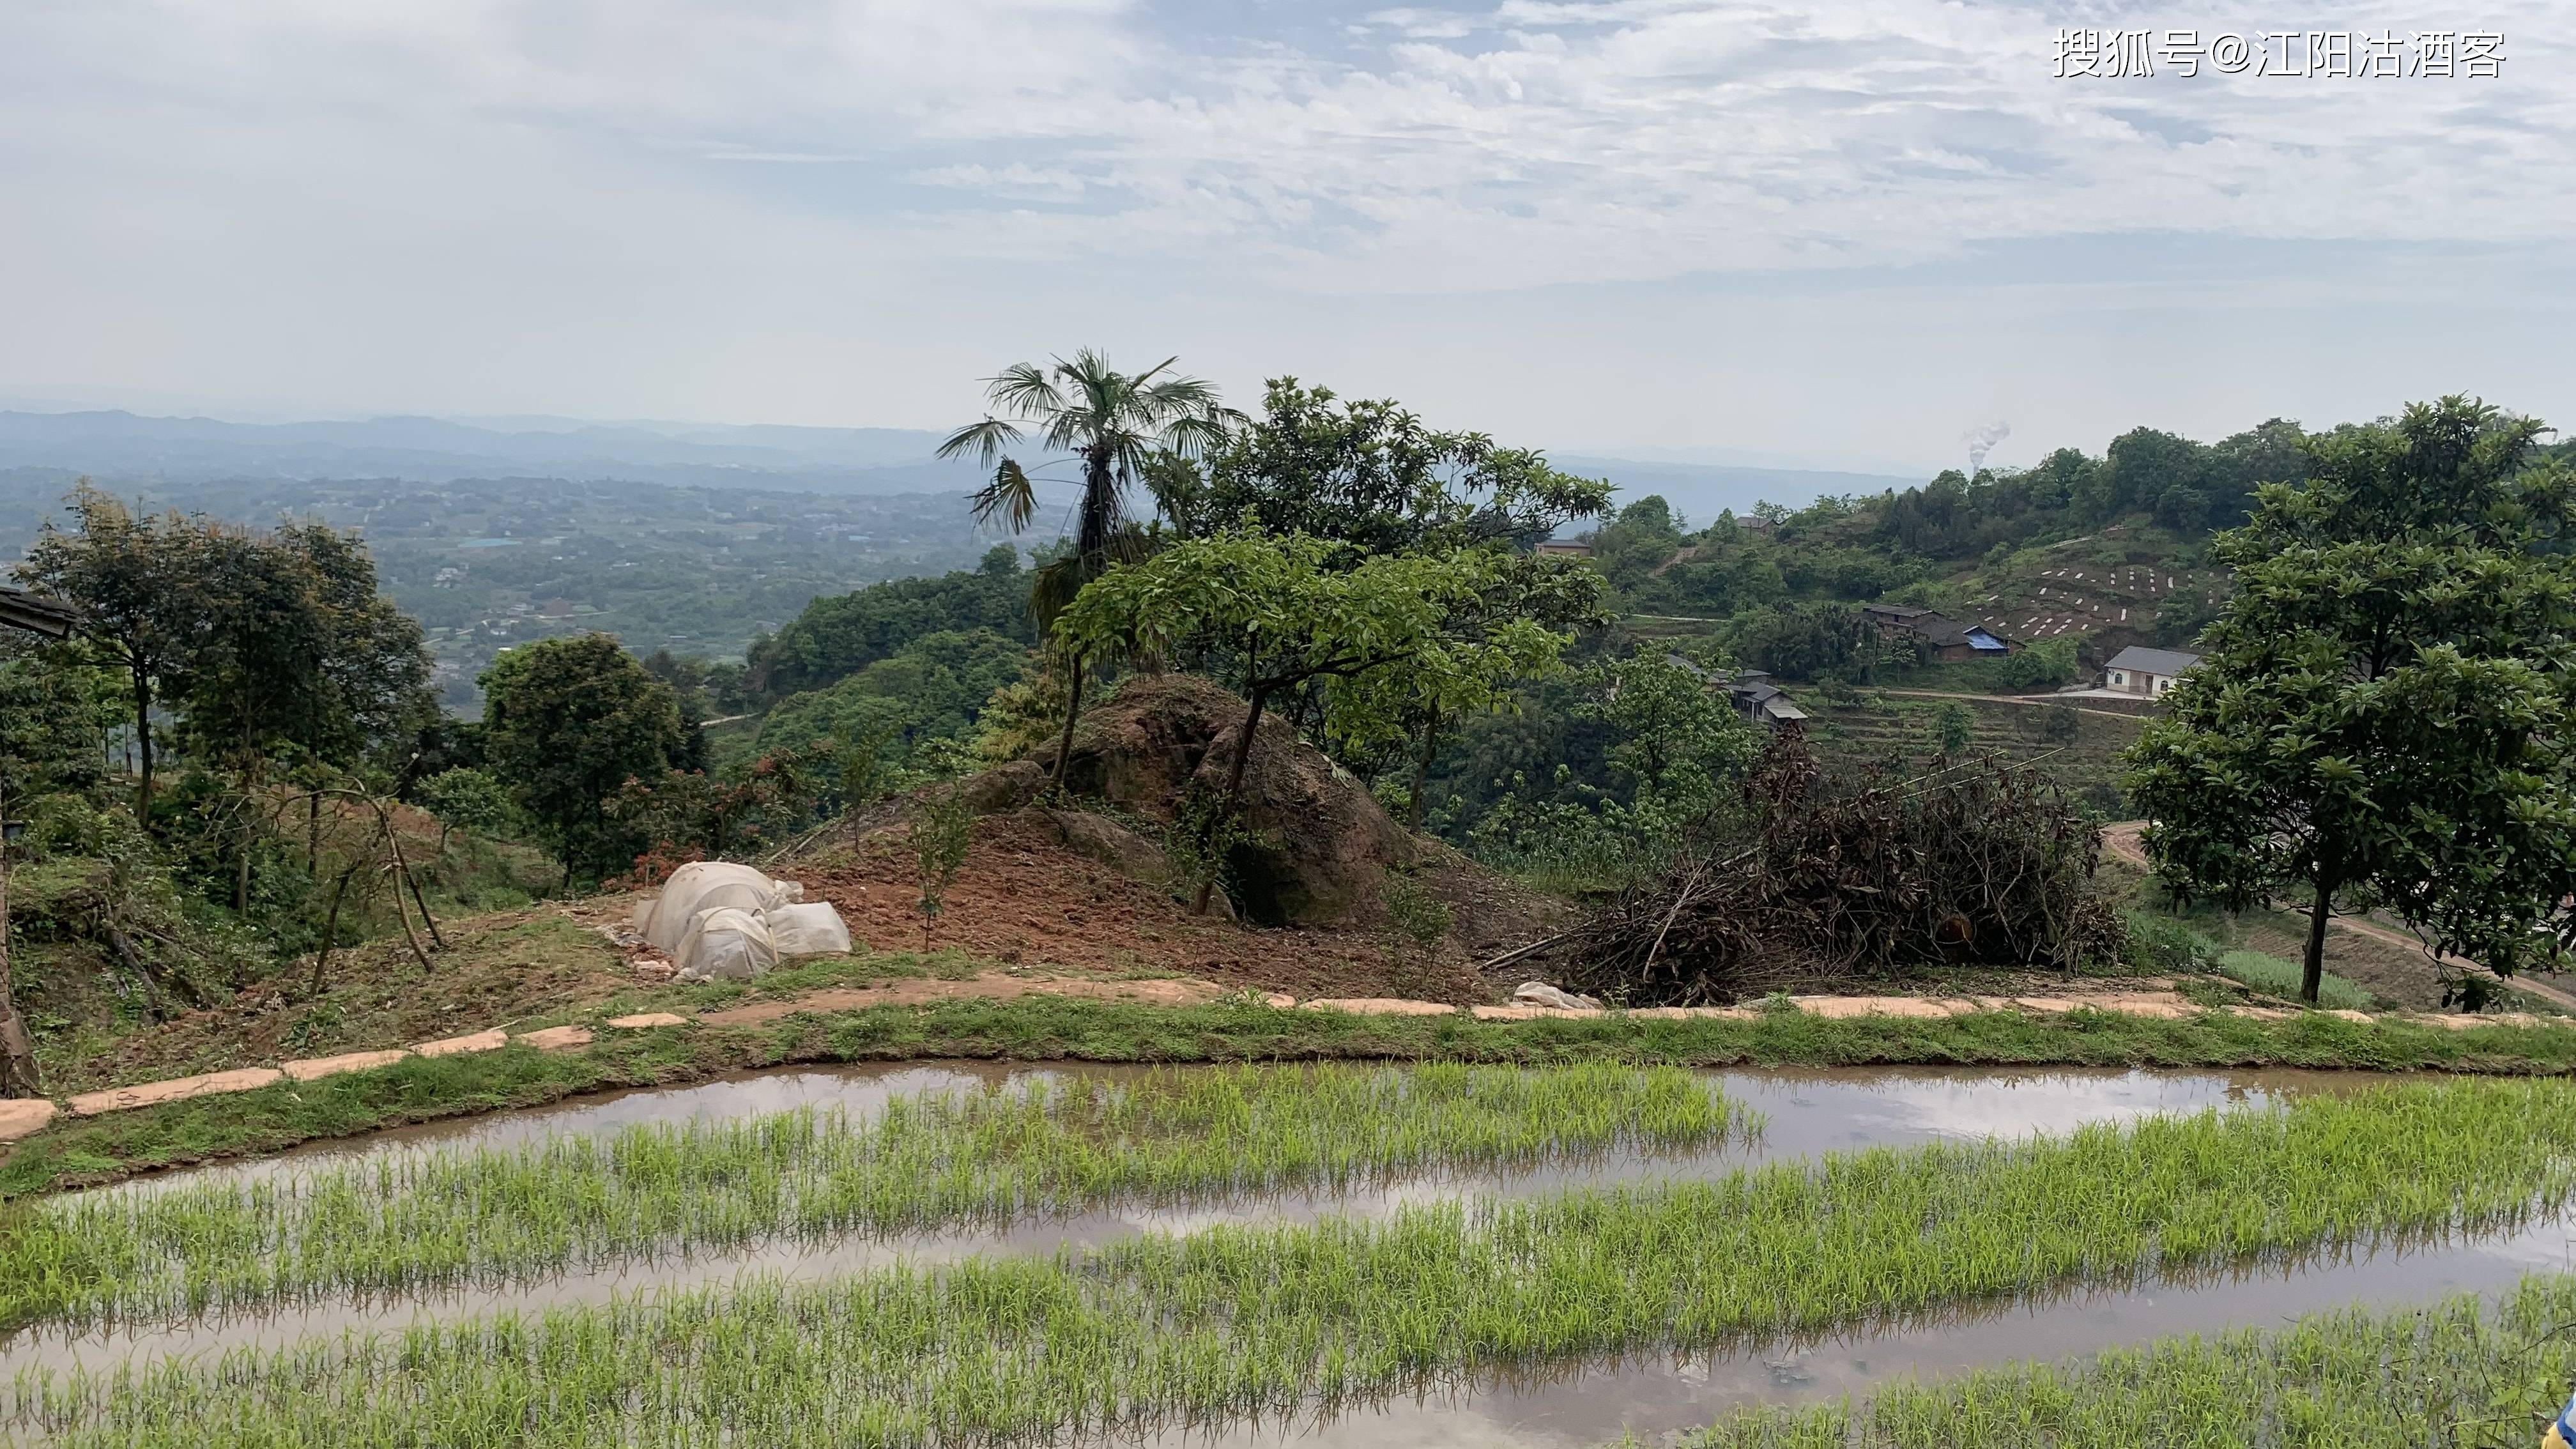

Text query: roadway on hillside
(2101, 821), (2576, 1013)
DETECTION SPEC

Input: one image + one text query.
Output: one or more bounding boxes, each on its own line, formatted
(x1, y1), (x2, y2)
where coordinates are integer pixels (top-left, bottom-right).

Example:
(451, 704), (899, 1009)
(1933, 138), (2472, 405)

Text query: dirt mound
(803, 812), (1475, 1001)
(988, 675), (1423, 928)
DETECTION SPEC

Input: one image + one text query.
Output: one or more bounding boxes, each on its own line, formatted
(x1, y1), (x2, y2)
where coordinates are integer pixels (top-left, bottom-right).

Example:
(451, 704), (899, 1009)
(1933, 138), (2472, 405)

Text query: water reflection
(1151, 1215), (2576, 1448)
(8, 1062), (2387, 1386)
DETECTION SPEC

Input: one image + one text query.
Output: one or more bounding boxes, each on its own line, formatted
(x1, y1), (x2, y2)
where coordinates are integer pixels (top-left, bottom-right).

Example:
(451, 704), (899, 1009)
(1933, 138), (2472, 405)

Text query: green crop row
(10, 1078), (2576, 1447)
(1674, 1274), (2576, 1448)
(0, 1061), (1751, 1331)
(11, 995), (2576, 1204)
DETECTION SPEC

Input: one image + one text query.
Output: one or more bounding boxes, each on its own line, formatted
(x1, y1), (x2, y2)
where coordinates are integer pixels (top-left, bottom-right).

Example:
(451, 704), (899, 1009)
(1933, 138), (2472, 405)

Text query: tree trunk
(307, 792), (321, 873)
(132, 670), (155, 826)
(1047, 650), (1087, 800)
(2301, 874), (2333, 1005)
(1077, 451), (1116, 559)
(400, 836), (447, 952)
(0, 783), (43, 1098)
(1193, 683), (1272, 916)
(310, 861), (362, 996)
(102, 923), (165, 1023)
(1407, 702), (1441, 832)
(383, 832), (436, 969)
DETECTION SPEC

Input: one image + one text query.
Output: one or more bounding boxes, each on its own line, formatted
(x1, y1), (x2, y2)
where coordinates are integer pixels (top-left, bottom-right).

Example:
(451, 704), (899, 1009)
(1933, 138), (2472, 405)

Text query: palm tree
(939, 351), (1238, 793)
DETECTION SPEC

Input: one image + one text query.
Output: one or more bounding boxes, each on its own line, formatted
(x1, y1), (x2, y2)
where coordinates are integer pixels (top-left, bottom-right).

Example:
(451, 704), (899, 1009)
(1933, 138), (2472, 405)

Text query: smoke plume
(1963, 420), (2011, 477)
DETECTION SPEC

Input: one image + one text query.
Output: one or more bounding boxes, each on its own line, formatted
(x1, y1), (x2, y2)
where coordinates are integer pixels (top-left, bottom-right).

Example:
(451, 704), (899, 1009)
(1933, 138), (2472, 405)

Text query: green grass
(11, 1078), (2576, 1447)
(8, 994), (2576, 1201)
(0, 1062), (1752, 1332)
(2216, 948), (2377, 1011)
(1675, 1275), (2576, 1448)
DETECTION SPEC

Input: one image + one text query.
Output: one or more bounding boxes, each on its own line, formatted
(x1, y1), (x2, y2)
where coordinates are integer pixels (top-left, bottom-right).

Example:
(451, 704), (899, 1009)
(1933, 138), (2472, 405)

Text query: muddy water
(1154, 1215), (2576, 1448)
(128, 1060), (2372, 1190)
(0, 1063), (2480, 1424)
(6, 1064), (2387, 1380)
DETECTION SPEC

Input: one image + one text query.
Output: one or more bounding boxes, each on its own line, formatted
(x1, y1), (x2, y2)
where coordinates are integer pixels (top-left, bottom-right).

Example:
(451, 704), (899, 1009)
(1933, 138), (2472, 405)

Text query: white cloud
(1, 0), (2570, 459)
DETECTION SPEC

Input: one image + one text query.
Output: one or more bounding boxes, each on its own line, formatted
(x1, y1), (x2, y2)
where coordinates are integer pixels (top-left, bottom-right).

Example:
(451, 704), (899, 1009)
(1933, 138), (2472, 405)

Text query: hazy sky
(4, 0), (2570, 473)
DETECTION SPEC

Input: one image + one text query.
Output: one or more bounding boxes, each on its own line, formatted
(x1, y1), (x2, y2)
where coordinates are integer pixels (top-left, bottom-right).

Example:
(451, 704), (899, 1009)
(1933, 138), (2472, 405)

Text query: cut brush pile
(1553, 730), (2124, 1005)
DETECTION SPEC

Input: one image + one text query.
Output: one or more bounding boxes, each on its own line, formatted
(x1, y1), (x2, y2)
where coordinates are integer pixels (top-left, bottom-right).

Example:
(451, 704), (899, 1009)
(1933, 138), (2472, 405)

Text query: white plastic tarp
(644, 862), (781, 954)
(765, 902), (852, 957)
(675, 906), (779, 982)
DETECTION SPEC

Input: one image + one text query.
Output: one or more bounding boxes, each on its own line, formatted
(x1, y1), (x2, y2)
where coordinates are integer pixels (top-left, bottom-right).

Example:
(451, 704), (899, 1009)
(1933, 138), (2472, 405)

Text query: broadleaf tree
(1204, 378), (1614, 552)
(1198, 378), (1615, 799)
(2126, 397), (2576, 1003)
(15, 484), (215, 824)
(1324, 550), (1599, 829)
(1057, 529), (1562, 912)
(481, 634), (692, 885)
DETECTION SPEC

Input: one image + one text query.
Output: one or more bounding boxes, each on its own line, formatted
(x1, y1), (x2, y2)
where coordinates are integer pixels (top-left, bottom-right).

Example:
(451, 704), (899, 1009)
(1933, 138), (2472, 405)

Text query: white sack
(646, 862), (781, 954)
(675, 906), (779, 983)
(765, 901), (851, 958)
(770, 880), (806, 904)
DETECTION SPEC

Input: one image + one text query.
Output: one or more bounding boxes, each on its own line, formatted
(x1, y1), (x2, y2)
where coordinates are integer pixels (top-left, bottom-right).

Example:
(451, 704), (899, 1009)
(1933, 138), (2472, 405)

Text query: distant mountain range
(0, 410), (1928, 519)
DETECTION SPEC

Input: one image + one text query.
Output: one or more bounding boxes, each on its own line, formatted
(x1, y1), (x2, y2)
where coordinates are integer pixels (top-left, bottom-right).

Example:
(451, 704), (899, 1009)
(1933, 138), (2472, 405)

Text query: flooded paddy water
(5, 1062), (2567, 1446)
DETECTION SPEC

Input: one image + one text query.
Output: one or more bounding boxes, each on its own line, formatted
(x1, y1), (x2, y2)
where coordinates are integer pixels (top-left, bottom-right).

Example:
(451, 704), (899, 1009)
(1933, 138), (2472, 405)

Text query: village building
(2102, 645), (2202, 699)
(1721, 670), (1809, 732)
(1534, 538), (1593, 559)
(1861, 604), (2020, 663)
(0, 586), (76, 640)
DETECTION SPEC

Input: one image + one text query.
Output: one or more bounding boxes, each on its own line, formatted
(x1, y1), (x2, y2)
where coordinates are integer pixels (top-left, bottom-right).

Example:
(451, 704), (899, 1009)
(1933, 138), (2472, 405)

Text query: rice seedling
(13, 995), (2576, 1202)
(10, 1077), (2576, 1447)
(1678, 1273), (2576, 1448)
(0, 1061), (1753, 1331)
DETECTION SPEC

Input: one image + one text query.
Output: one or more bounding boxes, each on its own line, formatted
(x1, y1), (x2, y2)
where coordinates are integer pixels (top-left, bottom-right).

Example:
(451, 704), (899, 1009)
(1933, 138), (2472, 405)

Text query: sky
(3, 0), (2571, 475)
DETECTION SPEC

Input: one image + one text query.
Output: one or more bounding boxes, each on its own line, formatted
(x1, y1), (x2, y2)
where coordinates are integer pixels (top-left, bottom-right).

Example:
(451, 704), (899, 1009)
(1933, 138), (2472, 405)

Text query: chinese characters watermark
(2052, 29), (2504, 78)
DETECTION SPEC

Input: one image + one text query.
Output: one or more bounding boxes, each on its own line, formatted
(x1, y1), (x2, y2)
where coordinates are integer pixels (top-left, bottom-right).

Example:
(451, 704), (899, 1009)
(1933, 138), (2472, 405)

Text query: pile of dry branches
(1552, 729), (2124, 1004)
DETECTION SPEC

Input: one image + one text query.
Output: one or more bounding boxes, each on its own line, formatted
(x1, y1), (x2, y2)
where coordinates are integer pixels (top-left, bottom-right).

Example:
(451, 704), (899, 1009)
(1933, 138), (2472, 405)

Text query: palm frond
(1160, 412), (1239, 459)
(1042, 411), (1096, 456)
(985, 362), (1066, 419)
(968, 459), (1039, 534)
(1027, 553), (1098, 634)
(937, 417), (1023, 464)
(1136, 374), (1221, 418)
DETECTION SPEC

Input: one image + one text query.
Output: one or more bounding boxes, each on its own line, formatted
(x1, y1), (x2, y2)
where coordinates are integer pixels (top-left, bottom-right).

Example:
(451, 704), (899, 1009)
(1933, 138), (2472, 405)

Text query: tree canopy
(746, 548), (1031, 699)
(1057, 528), (1575, 908)
(2126, 397), (2576, 1002)
(755, 628), (1031, 775)
(1202, 377), (1613, 554)
(480, 633), (691, 883)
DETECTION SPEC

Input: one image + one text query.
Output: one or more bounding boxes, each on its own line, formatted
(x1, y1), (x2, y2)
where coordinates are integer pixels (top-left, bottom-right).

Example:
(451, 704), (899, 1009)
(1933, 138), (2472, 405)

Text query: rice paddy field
(1676, 1276), (2576, 1448)
(6, 1063), (2576, 1446)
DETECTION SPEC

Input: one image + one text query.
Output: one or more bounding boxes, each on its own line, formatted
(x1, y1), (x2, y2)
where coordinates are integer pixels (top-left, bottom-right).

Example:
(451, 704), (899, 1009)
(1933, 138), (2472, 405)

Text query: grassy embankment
(0, 1063), (1754, 1330)
(1675, 1276), (2576, 1448)
(10, 993), (2576, 1200)
(8, 1078), (2575, 1446)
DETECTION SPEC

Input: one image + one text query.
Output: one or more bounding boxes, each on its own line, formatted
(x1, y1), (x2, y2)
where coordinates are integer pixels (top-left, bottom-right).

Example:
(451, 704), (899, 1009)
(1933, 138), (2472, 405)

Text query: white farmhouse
(2103, 645), (2201, 699)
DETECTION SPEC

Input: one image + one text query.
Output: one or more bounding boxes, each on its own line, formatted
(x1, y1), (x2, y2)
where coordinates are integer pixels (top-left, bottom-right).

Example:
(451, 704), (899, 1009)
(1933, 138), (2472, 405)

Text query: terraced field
(1798, 692), (2145, 808)
(6, 1062), (2576, 1447)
